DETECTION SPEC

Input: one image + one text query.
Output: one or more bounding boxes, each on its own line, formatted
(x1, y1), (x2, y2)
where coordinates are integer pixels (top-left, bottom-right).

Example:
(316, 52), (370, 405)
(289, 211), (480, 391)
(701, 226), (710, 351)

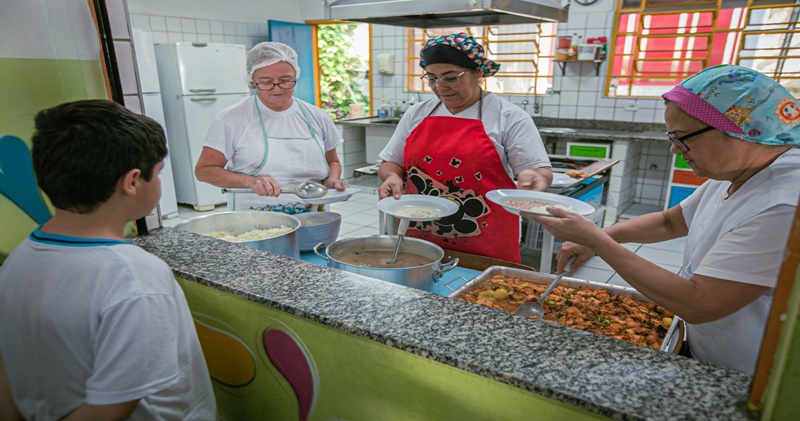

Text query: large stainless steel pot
(173, 211), (300, 258)
(314, 235), (458, 292)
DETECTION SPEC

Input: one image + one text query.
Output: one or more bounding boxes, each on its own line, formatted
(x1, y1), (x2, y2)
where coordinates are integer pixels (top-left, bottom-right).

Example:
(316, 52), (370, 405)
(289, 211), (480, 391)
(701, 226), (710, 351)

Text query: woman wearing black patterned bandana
(377, 33), (552, 262)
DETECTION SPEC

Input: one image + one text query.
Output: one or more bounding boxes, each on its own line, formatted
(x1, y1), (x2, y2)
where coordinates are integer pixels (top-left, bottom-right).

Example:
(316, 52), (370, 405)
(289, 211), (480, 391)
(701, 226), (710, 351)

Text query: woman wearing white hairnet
(195, 42), (346, 213)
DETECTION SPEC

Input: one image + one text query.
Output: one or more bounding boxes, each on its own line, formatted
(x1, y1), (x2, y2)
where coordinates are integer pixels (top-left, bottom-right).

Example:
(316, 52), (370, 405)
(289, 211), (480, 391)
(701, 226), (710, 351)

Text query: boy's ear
(119, 168), (142, 196)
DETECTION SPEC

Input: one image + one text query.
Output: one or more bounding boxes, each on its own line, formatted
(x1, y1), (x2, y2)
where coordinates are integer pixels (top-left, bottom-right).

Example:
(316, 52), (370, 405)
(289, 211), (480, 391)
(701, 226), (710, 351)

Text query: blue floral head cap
(419, 33), (500, 77)
(663, 64), (800, 146)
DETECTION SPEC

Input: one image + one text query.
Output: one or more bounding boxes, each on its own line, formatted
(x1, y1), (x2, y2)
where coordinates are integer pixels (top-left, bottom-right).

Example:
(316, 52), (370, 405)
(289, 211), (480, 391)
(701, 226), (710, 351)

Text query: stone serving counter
(133, 228), (754, 421)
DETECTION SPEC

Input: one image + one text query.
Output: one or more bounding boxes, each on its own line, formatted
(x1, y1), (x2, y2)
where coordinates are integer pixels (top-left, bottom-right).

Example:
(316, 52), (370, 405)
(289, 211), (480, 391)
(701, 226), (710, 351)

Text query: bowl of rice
(173, 211), (301, 258)
(293, 212), (342, 252)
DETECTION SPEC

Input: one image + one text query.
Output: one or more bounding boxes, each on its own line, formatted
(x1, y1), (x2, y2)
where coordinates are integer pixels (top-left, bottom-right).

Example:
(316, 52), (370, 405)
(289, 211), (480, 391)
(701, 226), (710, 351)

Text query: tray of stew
(448, 266), (683, 353)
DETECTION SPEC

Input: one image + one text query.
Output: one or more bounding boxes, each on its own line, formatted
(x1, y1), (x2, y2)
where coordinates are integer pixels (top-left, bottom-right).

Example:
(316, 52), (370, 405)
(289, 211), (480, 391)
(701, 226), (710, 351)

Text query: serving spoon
(222, 181), (328, 199)
(516, 257), (576, 319)
(388, 218), (411, 264)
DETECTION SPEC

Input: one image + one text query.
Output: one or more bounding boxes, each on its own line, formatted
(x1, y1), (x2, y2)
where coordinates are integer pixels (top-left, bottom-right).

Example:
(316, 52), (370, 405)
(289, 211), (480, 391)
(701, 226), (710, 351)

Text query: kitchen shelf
(554, 60), (604, 76)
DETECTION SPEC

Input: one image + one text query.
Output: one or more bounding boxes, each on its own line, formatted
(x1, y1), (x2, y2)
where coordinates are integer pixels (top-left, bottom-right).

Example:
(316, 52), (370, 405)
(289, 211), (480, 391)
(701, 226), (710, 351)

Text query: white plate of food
(377, 194), (459, 221)
(551, 173), (579, 187)
(301, 187), (362, 205)
(486, 189), (596, 217)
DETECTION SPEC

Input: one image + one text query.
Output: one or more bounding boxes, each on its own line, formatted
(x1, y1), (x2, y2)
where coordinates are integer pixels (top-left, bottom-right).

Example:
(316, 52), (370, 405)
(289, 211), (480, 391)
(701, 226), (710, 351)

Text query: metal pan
(447, 266), (684, 354)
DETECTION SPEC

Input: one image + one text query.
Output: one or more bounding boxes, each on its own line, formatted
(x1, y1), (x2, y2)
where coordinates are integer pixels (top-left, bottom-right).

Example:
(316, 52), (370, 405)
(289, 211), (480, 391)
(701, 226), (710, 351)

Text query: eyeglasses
(666, 126), (715, 152)
(254, 80), (297, 91)
(420, 70), (468, 88)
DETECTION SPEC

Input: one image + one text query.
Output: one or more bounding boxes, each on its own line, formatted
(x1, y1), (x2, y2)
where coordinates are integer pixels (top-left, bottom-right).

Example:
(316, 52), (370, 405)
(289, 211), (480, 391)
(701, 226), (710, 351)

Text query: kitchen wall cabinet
(664, 154), (706, 209)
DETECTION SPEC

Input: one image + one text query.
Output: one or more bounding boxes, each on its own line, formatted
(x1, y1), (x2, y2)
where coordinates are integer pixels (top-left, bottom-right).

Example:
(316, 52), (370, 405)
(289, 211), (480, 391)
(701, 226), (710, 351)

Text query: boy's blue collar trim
(29, 226), (129, 247)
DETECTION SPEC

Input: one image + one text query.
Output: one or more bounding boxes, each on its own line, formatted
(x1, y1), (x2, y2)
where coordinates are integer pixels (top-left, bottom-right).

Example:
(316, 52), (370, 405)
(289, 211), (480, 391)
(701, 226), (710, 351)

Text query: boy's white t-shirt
(0, 229), (216, 420)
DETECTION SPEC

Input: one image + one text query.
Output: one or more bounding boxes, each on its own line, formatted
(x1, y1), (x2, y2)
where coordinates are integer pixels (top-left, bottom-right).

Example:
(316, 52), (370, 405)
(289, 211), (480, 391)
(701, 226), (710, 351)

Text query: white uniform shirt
(204, 96), (343, 210)
(680, 148), (800, 374)
(379, 93), (551, 179)
(0, 229), (217, 420)
(204, 96), (342, 178)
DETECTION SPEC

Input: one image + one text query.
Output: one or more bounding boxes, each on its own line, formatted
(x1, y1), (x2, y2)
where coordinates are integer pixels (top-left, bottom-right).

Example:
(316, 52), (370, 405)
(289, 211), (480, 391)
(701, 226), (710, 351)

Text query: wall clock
(574, 0), (599, 5)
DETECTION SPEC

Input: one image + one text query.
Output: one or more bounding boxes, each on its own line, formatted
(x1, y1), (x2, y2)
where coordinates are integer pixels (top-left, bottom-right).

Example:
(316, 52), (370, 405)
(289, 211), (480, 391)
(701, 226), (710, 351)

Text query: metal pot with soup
(313, 235), (458, 292)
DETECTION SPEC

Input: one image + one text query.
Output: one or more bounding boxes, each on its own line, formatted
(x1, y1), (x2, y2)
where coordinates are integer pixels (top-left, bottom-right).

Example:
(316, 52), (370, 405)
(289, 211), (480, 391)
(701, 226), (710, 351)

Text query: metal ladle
(516, 257), (576, 319)
(222, 181), (328, 199)
(388, 219), (411, 264)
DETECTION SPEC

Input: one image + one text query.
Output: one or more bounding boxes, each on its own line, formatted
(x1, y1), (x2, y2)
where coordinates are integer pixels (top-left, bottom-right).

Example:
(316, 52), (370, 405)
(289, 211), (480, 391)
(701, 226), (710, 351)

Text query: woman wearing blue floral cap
(377, 33), (552, 263)
(527, 64), (800, 374)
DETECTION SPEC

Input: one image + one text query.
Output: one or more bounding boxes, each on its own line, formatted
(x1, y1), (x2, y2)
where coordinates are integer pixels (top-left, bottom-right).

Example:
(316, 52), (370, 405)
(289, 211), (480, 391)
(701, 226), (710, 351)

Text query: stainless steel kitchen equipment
(326, 0), (568, 28)
(294, 212), (342, 252)
(448, 266), (684, 353)
(545, 154), (618, 201)
(314, 235), (459, 293)
(222, 181), (328, 199)
(173, 211), (301, 258)
(515, 257), (576, 318)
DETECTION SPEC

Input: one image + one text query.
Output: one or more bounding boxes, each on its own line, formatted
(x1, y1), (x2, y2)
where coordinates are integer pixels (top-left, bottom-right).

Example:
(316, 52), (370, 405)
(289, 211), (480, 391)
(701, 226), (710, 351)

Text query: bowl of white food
(173, 211), (301, 258)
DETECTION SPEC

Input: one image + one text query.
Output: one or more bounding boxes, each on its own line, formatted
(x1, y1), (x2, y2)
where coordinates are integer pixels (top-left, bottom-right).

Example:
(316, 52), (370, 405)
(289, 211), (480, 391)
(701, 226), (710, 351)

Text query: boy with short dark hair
(0, 100), (216, 420)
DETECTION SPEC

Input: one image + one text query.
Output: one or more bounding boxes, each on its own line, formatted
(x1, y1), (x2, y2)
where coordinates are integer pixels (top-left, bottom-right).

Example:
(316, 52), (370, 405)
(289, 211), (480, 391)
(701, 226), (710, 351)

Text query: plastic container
(399, 100), (409, 116)
(557, 36), (572, 49)
(577, 44), (601, 61)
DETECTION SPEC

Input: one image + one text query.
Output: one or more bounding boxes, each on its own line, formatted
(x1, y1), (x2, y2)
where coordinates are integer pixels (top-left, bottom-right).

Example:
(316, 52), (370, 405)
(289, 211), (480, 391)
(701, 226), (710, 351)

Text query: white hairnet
(246, 42), (301, 89)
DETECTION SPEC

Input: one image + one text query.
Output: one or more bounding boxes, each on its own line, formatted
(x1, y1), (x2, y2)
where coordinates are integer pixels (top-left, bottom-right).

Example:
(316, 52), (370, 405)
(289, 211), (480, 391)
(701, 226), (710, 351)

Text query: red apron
(402, 97), (521, 262)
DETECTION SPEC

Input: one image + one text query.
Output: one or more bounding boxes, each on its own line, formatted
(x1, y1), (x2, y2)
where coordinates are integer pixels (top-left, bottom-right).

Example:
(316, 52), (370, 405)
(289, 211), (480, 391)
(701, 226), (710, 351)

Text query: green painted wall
(0, 57), (107, 256)
(177, 277), (607, 421)
(763, 265), (800, 420)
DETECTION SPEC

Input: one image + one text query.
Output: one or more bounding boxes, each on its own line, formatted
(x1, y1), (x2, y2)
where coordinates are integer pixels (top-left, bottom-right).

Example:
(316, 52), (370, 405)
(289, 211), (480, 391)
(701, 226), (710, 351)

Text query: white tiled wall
(128, 13), (269, 50)
(370, 8), (667, 125)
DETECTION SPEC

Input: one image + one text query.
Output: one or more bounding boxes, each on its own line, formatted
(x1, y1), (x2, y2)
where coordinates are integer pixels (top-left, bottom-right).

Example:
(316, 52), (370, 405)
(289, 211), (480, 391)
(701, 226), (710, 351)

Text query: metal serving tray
(447, 266), (684, 353)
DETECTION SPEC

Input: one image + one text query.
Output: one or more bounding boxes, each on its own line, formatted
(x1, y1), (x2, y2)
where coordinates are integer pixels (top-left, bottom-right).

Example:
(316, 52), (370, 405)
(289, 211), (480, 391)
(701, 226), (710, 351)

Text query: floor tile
(644, 237), (687, 253)
(330, 200), (375, 214)
(581, 256), (614, 272)
(340, 226), (380, 238)
(348, 210), (381, 225)
(351, 192), (380, 205)
(607, 274), (633, 289)
(162, 216), (186, 228)
(338, 221), (363, 235)
(635, 247), (683, 266)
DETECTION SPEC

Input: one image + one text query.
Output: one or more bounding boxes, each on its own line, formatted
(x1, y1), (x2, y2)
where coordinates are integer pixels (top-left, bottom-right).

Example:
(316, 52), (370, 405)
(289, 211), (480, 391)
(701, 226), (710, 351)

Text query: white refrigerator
(132, 29), (180, 219)
(154, 42), (250, 210)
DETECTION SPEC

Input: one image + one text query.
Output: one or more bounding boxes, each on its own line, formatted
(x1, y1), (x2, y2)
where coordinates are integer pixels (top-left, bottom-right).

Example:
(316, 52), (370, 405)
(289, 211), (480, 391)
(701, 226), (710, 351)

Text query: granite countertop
(337, 116), (668, 143)
(133, 228), (754, 421)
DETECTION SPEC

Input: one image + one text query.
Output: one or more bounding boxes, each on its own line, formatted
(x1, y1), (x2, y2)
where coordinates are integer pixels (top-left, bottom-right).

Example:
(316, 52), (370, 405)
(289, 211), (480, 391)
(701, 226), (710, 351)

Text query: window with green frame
(609, 0), (799, 98)
(406, 25), (557, 95)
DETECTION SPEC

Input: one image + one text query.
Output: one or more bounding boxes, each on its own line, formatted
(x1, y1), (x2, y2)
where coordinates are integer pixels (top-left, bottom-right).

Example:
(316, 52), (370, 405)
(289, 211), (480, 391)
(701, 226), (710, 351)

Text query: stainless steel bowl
(294, 212), (342, 252)
(173, 211), (300, 258)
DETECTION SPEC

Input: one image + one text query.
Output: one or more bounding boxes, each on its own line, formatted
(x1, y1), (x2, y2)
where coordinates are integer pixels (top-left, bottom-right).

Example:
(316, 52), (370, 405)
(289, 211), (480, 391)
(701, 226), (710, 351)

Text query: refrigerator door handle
(190, 97), (218, 102)
(189, 88), (217, 93)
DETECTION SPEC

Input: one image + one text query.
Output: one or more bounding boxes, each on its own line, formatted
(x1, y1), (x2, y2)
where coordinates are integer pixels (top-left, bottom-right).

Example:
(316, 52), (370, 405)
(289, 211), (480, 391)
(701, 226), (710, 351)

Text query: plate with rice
(377, 194), (459, 221)
(486, 189), (596, 217)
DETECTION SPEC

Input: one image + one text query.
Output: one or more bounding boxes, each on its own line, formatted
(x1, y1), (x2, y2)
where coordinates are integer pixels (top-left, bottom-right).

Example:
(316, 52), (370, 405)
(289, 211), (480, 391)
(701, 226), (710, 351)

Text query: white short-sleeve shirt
(379, 93), (551, 179)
